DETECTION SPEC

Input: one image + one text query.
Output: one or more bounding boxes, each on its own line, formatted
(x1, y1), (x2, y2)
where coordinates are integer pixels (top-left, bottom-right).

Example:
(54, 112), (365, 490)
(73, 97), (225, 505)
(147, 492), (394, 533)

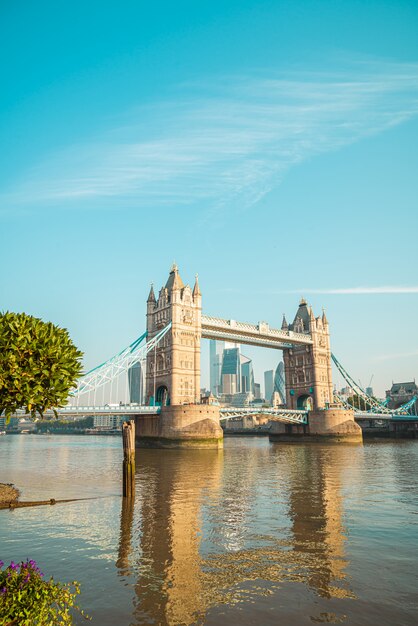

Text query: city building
(338, 385), (355, 400)
(209, 340), (225, 396)
(271, 391), (282, 407)
(241, 355), (255, 395)
(264, 370), (274, 405)
(220, 347), (241, 394)
(254, 383), (261, 400)
(93, 415), (128, 429)
(221, 392), (253, 407)
(128, 360), (145, 404)
(274, 361), (286, 404)
(386, 381), (418, 412)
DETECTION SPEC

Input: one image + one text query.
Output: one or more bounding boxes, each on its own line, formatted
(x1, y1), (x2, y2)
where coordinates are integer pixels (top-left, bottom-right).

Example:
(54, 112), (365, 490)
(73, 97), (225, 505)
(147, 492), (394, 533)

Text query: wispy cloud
(373, 350), (418, 362)
(290, 286), (418, 294)
(217, 285), (418, 295)
(2, 60), (418, 214)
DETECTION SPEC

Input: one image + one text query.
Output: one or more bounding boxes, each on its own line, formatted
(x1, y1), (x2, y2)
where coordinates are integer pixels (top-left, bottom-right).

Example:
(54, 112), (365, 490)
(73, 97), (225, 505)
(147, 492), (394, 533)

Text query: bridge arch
(156, 385), (170, 406)
(297, 394), (313, 410)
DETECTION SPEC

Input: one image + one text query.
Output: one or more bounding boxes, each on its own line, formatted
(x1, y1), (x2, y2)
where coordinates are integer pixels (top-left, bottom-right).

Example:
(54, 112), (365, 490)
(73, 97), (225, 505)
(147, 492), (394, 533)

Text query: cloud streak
(373, 350), (418, 362)
(217, 285), (418, 295)
(2, 60), (418, 214)
(290, 286), (418, 294)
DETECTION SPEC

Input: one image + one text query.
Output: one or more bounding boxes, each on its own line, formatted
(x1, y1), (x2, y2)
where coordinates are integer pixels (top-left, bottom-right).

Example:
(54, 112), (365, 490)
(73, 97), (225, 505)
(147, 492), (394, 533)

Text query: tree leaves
(0, 311), (83, 420)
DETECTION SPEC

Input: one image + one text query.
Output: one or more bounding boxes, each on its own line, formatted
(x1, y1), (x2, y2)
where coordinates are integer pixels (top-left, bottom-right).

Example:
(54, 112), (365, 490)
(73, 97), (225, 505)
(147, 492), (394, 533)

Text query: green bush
(0, 559), (89, 625)
(0, 311), (83, 420)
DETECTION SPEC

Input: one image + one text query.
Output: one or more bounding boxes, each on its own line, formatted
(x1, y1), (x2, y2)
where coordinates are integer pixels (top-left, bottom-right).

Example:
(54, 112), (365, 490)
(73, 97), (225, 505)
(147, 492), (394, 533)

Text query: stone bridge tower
(145, 264), (202, 406)
(282, 299), (333, 410)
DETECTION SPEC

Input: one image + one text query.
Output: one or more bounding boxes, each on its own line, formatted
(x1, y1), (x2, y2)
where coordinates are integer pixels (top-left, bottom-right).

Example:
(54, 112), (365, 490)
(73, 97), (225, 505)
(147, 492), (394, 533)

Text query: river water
(0, 435), (417, 625)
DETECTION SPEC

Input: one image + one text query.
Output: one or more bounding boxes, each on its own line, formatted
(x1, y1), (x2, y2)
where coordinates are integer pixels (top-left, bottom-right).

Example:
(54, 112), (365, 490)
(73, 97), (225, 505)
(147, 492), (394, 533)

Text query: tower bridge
(145, 264), (334, 413)
(59, 265), (416, 445)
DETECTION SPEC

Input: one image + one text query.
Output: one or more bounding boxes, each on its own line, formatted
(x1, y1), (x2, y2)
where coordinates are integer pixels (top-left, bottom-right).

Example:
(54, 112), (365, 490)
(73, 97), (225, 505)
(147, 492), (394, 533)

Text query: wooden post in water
(122, 420), (135, 498)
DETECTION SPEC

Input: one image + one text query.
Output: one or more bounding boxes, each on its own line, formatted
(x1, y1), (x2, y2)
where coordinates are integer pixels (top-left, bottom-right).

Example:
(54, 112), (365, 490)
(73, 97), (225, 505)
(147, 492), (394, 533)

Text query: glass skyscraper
(209, 340), (225, 396)
(241, 355), (255, 395)
(274, 361), (286, 404)
(220, 347), (241, 394)
(128, 360), (145, 404)
(264, 370), (274, 405)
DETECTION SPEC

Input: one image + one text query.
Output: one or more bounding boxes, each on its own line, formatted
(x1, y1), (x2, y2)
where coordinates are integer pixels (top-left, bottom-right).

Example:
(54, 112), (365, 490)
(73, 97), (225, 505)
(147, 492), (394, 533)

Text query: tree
(0, 311), (83, 420)
(347, 394), (376, 411)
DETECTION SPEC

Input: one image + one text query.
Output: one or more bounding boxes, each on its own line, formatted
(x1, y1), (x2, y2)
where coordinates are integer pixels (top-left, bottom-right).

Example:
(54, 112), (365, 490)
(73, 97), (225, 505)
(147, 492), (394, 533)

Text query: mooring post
(122, 419), (135, 498)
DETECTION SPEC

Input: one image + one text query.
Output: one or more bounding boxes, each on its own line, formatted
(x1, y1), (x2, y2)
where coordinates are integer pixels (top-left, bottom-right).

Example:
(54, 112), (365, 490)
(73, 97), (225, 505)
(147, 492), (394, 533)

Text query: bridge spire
(165, 263), (184, 291)
(309, 305), (316, 326)
(147, 283), (156, 303)
(193, 273), (201, 297)
(322, 308), (329, 326)
(281, 314), (288, 330)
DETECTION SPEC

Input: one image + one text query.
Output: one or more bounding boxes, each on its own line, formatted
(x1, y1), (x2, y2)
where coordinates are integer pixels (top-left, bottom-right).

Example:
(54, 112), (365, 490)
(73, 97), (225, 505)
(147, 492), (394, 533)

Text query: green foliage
(36, 416), (94, 431)
(0, 312), (83, 420)
(347, 394), (378, 411)
(0, 559), (90, 625)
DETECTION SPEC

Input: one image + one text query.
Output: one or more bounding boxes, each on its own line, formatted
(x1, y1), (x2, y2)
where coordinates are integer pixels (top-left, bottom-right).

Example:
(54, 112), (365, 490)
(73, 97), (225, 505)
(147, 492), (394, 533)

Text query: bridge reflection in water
(116, 444), (355, 625)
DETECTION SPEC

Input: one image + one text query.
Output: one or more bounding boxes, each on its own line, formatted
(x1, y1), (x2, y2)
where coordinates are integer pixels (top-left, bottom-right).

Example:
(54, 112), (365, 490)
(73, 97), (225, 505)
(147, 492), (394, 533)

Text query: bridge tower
(282, 299), (333, 410)
(145, 264), (202, 406)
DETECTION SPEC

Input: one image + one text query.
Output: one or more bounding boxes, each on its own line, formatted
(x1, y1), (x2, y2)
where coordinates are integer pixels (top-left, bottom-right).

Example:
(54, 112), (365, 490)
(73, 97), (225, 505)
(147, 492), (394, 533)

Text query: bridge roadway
(201, 315), (313, 349)
(11, 405), (308, 424)
(10, 405), (418, 424)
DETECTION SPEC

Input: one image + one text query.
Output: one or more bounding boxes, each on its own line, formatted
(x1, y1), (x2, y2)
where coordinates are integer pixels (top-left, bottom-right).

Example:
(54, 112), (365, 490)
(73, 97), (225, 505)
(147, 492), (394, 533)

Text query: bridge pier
(135, 404), (223, 448)
(269, 407), (363, 443)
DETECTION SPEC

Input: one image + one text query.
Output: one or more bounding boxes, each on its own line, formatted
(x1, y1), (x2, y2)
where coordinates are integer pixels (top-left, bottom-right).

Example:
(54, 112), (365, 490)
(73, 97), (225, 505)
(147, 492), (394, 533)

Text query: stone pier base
(135, 404), (223, 448)
(269, 408), (363, 443)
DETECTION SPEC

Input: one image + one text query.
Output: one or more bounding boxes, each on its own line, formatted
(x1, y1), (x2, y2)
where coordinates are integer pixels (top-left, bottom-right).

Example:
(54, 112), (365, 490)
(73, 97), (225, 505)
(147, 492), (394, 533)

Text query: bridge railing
(219, 407), (308, 424)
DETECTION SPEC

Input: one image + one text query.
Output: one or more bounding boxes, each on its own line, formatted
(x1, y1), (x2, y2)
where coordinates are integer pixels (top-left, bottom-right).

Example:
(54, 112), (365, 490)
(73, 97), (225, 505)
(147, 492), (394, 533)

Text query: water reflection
(117, 443), (356, 625)
(286, 446), (349, 598)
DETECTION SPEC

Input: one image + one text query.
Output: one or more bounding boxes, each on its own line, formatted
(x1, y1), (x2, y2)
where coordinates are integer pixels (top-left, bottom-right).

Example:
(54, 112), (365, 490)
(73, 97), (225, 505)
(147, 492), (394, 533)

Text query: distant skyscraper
(241, 355), (255, 395)
(274, 361), (286, 404)
(128, 360), (145, 404)
(264, 370), (274, 405)
(220, 347), (241, 394)
(210, 340), (225, 396)
(254, 383), (261, 400)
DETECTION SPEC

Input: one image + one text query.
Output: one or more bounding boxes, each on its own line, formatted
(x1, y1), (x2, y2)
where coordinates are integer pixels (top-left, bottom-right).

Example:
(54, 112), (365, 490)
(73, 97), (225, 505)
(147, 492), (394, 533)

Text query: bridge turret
(146, 265), (202, 406)
(283, 299), (333, 411)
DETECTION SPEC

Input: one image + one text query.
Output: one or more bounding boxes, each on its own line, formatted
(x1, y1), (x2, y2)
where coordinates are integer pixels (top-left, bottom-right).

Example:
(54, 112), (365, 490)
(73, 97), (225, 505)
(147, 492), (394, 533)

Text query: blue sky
(1, 0), (417, 395)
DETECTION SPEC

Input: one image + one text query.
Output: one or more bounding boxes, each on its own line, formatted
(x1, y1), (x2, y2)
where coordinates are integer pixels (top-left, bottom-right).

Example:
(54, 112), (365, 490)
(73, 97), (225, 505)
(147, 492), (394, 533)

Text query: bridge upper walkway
(201, 315), (312, 349)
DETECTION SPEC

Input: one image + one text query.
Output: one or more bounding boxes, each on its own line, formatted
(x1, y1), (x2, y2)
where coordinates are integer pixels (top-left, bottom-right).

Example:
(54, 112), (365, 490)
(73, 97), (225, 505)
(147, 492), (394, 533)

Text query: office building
(220, 347), (241, 394)
(274, 361), (286, 404)
(209, 340), (225, 396)
(128, 360), (145, 404)
(264, 370), (274, 405)
(241, 355), (255, 395)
